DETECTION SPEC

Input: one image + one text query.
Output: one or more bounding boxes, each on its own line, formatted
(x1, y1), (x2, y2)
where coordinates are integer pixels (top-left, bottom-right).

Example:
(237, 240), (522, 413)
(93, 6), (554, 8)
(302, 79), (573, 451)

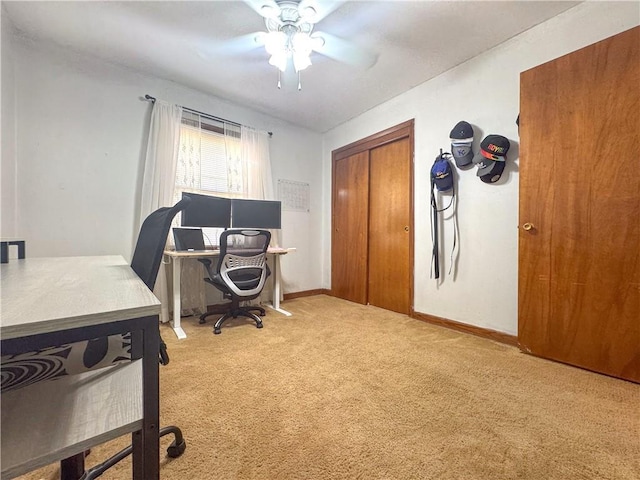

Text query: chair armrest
(198, 258), (215, 279)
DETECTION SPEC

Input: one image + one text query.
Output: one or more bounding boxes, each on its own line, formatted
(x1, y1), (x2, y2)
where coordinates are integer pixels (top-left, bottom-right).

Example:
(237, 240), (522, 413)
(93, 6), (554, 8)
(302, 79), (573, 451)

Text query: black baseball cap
(449, 121), (474, 167)
(472, 134), (510, 183)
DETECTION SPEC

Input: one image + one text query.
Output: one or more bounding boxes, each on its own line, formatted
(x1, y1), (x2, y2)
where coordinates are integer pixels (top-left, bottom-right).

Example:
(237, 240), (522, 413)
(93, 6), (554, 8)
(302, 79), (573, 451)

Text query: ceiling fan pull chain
(298, 71), (302, 91)
(278, 70), (282, 89)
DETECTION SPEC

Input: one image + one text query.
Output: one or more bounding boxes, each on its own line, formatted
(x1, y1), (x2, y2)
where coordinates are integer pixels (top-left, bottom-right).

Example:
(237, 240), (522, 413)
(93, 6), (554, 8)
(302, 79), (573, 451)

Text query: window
(174, 111), (244, 201)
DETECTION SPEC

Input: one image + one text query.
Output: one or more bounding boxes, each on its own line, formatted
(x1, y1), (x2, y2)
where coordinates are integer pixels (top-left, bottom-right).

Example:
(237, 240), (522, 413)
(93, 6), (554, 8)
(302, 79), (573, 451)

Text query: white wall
(1, 8), (17, 239)
(6, 35), (323, 292)
(322, 2), (640, 336)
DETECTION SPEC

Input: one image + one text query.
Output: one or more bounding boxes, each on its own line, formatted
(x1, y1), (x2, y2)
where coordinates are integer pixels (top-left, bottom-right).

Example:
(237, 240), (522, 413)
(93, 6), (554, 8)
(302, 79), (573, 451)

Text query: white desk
(163, 247), (294, 339)
(0, 256), (161, 480)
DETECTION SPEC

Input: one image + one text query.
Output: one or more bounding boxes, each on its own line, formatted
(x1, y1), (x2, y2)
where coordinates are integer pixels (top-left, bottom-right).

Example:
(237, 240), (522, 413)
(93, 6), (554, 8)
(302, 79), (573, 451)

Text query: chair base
(199, 307), (265, 335)
(78, 425), (186, 479)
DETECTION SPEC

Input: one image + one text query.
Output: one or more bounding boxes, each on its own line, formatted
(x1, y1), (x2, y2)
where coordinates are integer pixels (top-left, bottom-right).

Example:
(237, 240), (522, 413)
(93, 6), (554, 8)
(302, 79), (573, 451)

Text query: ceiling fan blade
(196, 32), (266, 59)
(242, 0), (281, 18)
(298, 0), (344, 23)
(312, 31), (378, 69)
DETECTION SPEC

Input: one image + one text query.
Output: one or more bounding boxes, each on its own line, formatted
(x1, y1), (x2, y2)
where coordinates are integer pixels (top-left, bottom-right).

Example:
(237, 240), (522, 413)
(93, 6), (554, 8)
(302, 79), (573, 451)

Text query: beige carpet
(18, 295), (640, 480)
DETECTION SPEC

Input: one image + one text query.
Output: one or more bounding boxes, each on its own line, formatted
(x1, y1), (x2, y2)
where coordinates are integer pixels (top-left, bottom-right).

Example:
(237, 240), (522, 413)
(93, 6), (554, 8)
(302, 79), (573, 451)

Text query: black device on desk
(231, 199), (282, 229)
(173, 228), (206, 251)
(181, 192), (231, 228)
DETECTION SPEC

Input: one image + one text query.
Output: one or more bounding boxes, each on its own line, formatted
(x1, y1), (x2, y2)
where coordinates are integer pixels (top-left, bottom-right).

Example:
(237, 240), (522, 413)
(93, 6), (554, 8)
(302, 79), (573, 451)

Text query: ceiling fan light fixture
(264, 31), (286, 55)
(292, 32), (313, 55)
(261, 0), (321, 86)
(293, 51), (312, 72)
(269, 53), (288, 72)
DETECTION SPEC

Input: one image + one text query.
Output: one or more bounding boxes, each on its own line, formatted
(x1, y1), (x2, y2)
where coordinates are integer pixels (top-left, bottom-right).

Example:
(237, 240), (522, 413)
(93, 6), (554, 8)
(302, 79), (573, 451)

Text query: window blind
(175, 112), (243, 197)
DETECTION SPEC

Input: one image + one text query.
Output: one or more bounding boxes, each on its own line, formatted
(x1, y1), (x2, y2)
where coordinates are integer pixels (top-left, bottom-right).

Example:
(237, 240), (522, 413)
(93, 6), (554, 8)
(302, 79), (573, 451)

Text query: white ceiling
(3, 0), (579, 133)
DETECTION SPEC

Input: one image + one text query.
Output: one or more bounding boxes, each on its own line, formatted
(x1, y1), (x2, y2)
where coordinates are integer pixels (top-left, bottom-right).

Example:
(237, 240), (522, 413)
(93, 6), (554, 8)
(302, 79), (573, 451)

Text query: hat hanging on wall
(449, 121), (475, 168)
(472, 134), (510, 184)
(431, 152), (454, 192)
(430, 151), (457, 281)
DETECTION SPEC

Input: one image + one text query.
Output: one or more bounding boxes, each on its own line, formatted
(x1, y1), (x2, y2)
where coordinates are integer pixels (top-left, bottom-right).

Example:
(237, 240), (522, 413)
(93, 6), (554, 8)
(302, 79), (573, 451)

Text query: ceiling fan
(259, 0), (323, 72)
(241, 0), (378, 89)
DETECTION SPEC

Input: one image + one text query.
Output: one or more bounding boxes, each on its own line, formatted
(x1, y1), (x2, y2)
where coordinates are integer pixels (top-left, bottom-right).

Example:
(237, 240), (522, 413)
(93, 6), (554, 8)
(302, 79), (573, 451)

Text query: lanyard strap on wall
(430, 181), (456, 280)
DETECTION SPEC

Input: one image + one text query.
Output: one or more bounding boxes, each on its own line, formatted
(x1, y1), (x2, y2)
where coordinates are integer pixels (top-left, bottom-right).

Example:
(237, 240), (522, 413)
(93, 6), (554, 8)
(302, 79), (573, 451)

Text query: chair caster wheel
(214, 328), (221, 334)
(167, 439), (186, 458)
(199, 317), (207, 324)
(257, 323), (263, 329)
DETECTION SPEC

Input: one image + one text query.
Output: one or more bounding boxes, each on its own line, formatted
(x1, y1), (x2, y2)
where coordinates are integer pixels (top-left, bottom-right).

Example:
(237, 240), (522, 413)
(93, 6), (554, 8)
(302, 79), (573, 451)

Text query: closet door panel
(368, 138), (411, 314)
(331, 151), (369, 304)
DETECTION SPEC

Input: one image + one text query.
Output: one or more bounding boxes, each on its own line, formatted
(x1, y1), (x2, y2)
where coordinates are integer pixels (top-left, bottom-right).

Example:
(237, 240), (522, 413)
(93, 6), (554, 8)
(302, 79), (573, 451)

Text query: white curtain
(174, 114), (206, 317)
(139, 100), (183, 323)
(240, 126), (278, 304)
(242, 126), (273, 201)
(241, 126), (278, 245)
(176, 117), (202, 192)
(225, 123), (243, 195)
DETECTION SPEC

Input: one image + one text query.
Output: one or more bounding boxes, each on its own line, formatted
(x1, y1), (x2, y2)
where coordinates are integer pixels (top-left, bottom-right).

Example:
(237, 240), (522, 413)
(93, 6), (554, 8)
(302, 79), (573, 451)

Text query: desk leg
(266, 254), (291, 316)
(15, 241), (25, 259)
(132, 317), (160, 480)
(60, 453), (85, 480)
(171, 257), (187, 339)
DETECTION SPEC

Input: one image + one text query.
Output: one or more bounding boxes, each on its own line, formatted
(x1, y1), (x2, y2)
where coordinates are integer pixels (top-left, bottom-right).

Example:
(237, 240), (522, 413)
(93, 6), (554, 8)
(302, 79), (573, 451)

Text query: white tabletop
(0, 255), (161, 340)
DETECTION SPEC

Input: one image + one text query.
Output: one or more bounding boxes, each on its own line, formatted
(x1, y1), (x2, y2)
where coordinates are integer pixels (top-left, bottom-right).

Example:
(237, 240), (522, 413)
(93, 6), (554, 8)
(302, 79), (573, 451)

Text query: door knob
(522, 223), (534, 231)
(404, 226), (410, 232)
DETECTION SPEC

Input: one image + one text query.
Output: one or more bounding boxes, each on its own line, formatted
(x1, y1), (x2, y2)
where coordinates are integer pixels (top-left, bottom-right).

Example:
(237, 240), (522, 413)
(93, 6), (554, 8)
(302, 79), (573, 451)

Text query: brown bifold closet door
(368, 138), (411, 314)
(331, 121), (414, 314)
(331, 151), (370, 304)
(518, 26), (639, 382)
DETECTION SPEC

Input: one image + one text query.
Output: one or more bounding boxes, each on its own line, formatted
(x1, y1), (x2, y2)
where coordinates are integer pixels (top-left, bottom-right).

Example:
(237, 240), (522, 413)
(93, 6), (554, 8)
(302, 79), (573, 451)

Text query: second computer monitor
(231, 199), (281, 229)
(181, 192), (231, 228)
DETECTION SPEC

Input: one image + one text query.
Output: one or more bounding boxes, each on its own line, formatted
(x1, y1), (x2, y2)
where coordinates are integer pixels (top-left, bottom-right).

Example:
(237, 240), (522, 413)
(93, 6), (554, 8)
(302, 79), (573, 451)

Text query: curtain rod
(144, 94), (272, 137)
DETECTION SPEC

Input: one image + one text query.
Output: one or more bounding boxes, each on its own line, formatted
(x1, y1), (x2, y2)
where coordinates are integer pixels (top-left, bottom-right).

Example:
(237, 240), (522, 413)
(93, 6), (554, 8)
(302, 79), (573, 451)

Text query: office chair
(199, 229), (271, 334)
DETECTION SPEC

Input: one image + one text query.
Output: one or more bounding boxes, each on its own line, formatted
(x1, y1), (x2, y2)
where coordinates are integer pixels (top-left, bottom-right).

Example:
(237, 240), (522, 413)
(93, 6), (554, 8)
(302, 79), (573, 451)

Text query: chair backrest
(131, 197), (191, 290)
(217, 229), (271, 298)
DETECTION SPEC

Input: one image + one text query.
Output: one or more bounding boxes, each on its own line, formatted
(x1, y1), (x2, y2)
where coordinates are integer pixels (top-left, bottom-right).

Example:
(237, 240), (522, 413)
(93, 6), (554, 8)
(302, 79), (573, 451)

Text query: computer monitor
(231, 199), (282, 229)
(181, 192), (231, 228)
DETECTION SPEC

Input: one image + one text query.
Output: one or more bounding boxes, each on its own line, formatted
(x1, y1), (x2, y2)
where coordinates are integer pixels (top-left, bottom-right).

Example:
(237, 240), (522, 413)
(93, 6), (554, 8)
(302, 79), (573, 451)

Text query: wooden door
(519, 27), (639, 382)
(369, 138), (411, 314)
(331, 151), (369, 304)
(331, 120), (414, 312)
